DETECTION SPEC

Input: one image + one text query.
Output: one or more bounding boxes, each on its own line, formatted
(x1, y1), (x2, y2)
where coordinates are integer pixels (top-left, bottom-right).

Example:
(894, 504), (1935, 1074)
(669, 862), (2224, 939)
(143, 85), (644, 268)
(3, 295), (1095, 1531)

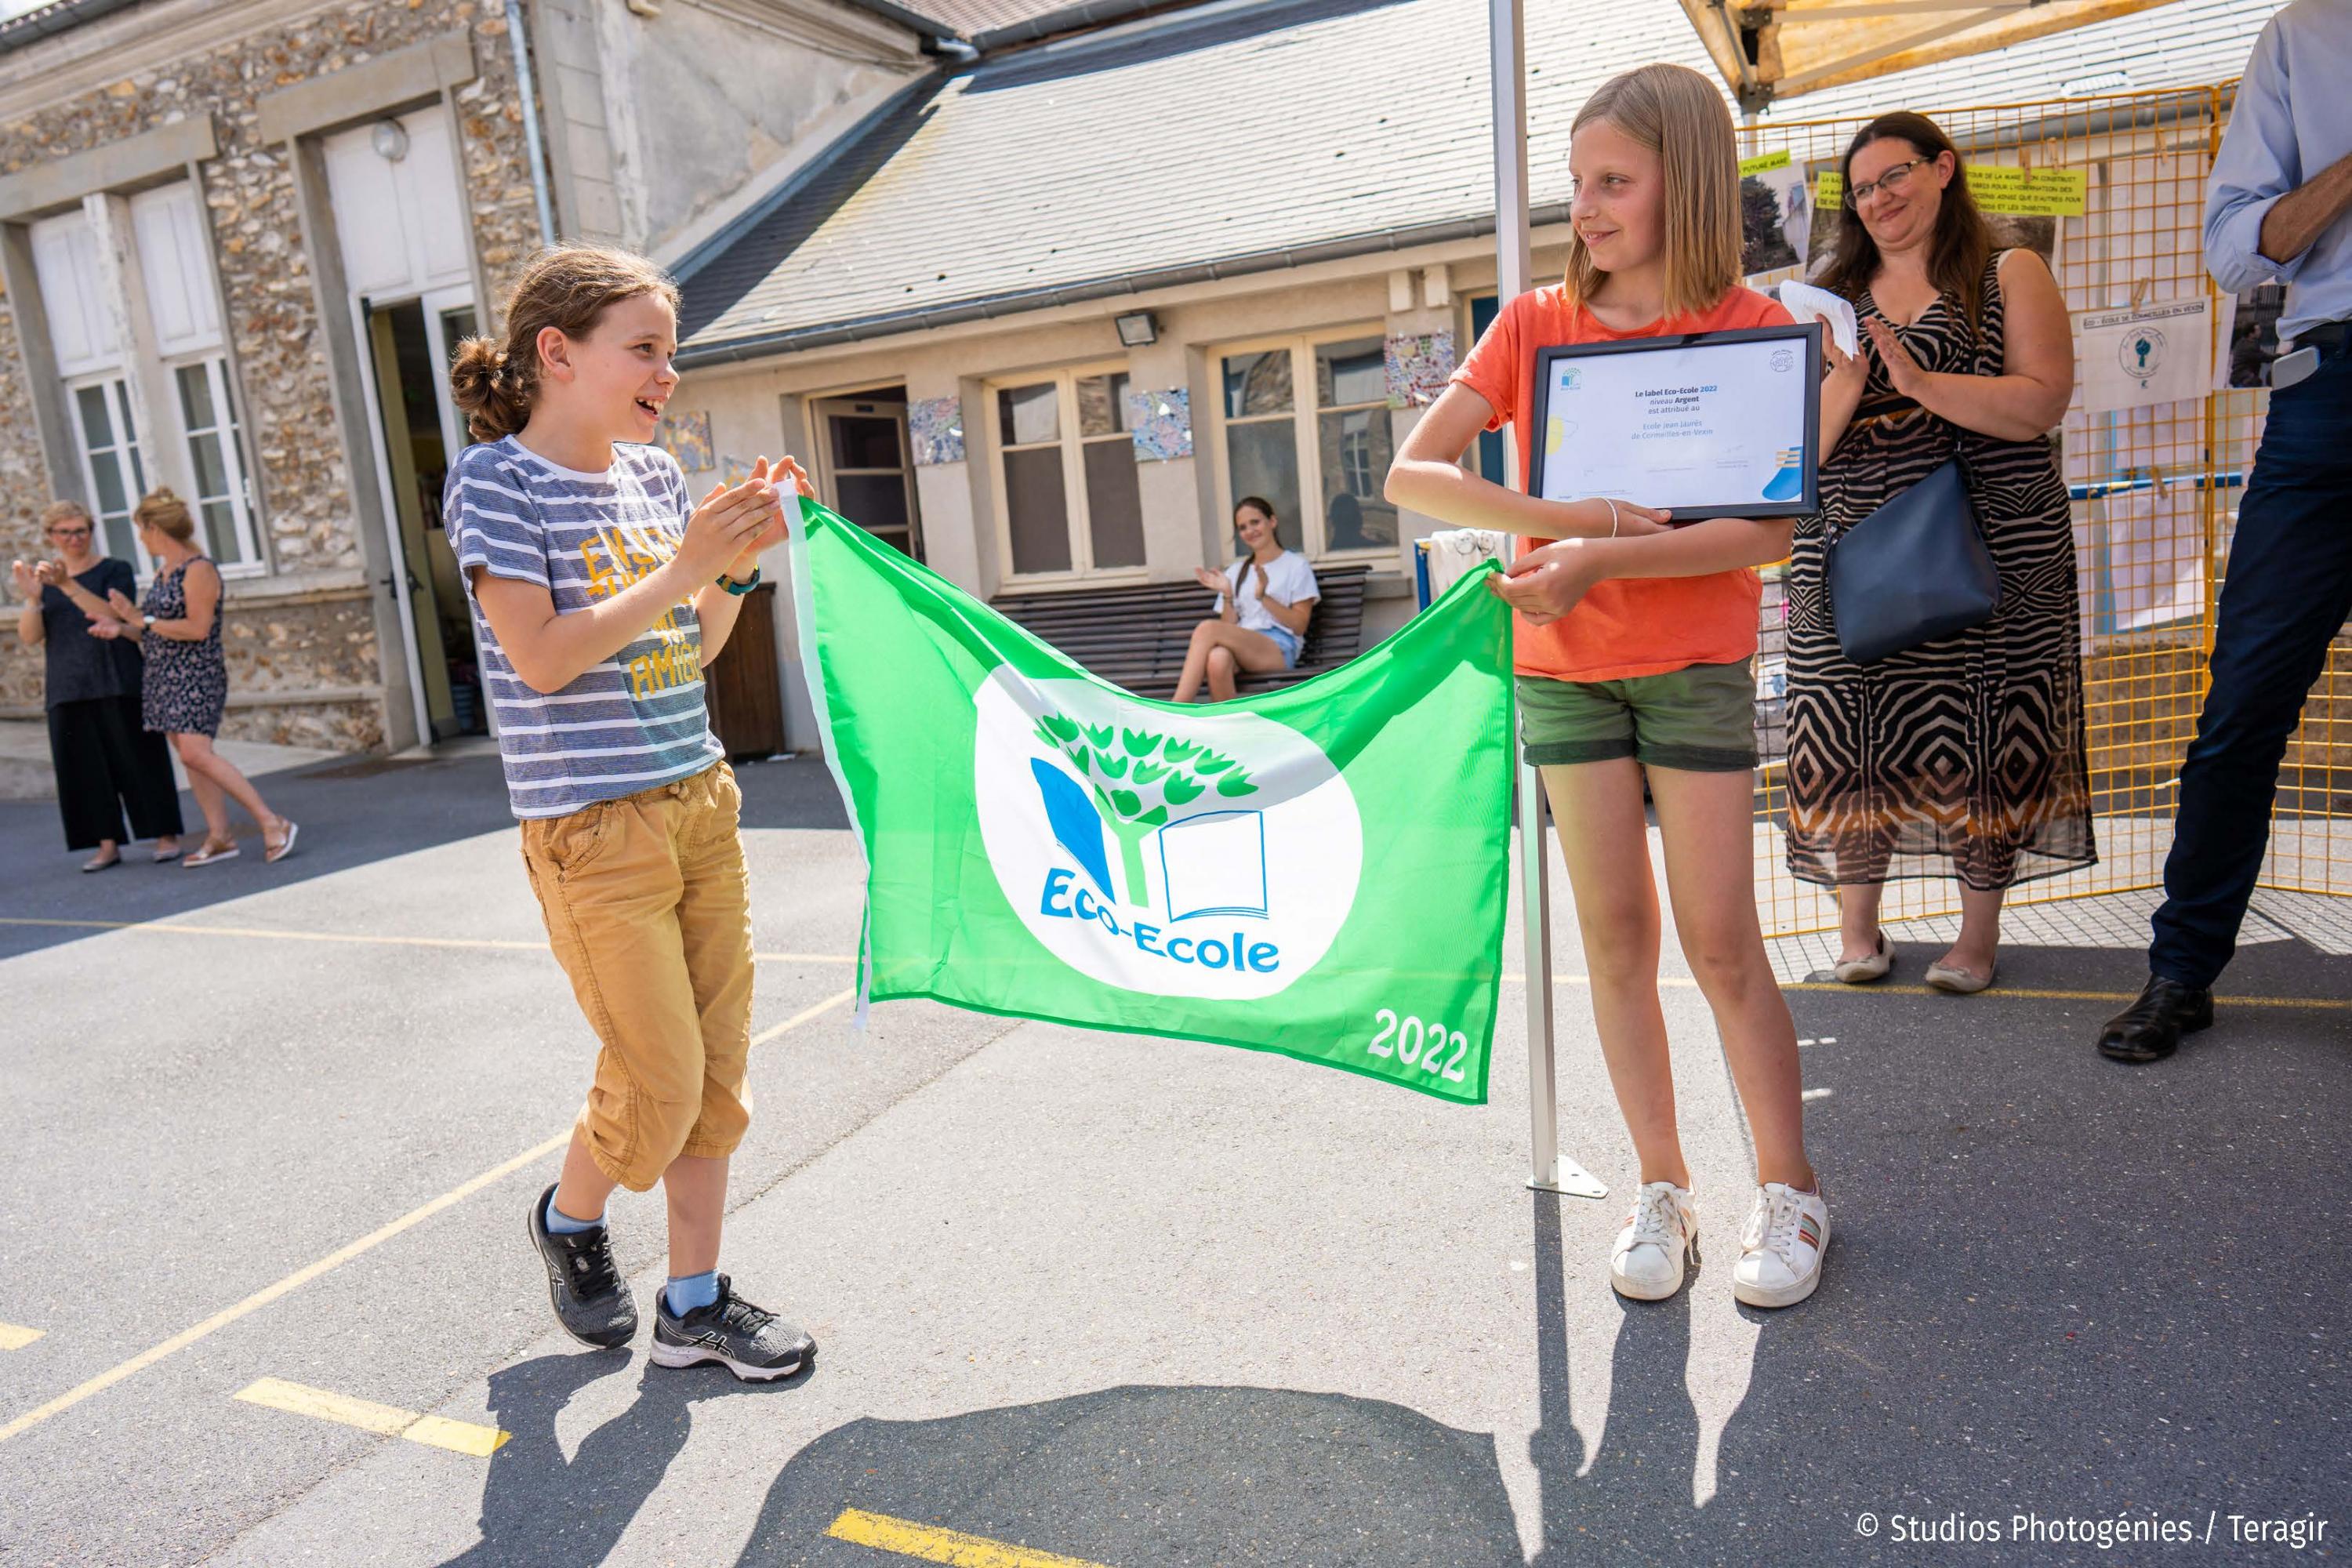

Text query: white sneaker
(1733, 1182), (1829, 1308)
(1609, 1181), (1699, 1301)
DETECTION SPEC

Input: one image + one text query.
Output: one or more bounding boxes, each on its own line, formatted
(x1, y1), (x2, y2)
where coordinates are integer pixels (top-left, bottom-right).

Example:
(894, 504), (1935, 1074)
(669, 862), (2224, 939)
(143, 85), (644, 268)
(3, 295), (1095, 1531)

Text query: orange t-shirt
(1450, 284), (1791, 683)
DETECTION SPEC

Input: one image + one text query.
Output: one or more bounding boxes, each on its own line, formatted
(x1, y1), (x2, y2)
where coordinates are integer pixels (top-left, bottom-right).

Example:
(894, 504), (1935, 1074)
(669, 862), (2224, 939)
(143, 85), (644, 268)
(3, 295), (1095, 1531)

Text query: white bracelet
(1605, 498), (1620, 539)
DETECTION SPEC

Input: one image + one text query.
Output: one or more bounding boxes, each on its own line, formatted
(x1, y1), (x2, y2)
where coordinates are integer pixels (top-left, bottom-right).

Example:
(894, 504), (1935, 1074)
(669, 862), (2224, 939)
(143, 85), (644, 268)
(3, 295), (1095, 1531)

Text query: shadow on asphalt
(731, 1384), (1525, 1566)
(438, 1350), (815, 1568)
(429, 978), (2350, 1566)
(0, 750), (848, 960)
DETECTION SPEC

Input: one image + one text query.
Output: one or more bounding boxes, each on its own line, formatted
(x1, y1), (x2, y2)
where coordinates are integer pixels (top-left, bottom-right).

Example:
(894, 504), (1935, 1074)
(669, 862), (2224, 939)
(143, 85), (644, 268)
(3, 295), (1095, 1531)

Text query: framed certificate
(1526, 325), (1820, 520)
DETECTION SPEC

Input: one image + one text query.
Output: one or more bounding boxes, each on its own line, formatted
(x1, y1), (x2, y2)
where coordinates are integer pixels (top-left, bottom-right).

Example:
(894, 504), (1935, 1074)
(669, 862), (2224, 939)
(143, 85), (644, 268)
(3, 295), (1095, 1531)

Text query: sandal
(183, 838), (241, 868)
(81, 851), (122, 873)
(1831, 931), (1892, 985)
(264, 820), (299, 864)
(152, 844), (183, 863)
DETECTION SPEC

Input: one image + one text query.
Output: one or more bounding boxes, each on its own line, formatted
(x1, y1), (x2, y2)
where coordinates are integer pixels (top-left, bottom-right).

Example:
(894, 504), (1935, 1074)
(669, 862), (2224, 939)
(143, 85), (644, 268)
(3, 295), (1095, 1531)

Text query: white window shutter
(132, 183), (223, 357)
(30, 212), (118, 376)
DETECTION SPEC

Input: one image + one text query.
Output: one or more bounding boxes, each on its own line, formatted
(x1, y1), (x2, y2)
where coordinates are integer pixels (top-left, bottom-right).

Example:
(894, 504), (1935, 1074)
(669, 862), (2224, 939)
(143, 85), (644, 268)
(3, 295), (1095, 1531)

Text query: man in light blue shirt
(2103, 0), (2352, 1063)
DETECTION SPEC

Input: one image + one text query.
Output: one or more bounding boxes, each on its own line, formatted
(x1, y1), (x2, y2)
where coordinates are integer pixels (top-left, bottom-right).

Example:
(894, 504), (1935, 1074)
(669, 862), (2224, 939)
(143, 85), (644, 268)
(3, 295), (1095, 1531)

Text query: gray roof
(677, 0), (2281, 362)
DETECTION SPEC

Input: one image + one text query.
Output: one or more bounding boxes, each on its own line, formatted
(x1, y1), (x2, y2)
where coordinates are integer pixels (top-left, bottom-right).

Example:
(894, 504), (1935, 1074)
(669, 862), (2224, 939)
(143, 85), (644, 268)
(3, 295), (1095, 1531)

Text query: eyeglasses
(1845, 156), (1933, 210)
(48, 527), (92, 540)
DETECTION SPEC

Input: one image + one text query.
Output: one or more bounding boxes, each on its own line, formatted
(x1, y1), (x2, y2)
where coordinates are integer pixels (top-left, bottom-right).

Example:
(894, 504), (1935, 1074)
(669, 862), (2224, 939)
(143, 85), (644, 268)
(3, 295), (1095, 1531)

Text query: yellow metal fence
(1740, 85), (2350, 938)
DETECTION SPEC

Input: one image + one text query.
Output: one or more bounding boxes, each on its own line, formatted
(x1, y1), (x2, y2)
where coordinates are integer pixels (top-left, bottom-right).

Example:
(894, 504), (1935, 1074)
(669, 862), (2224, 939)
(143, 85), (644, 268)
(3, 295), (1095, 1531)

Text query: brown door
(813, 396), (923, 561)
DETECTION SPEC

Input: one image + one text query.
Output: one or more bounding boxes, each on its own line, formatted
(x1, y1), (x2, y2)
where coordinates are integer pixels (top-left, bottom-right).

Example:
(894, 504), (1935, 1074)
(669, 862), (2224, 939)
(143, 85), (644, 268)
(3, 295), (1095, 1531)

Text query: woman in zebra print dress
(1787, 113), (2095, 993)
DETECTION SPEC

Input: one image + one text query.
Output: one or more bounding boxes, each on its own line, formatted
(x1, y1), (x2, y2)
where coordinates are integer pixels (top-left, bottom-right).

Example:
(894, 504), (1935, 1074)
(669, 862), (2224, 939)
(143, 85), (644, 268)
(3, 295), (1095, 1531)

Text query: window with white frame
(28, 188), (260, 572)
(988, 365), (1145, 579)
(33, 211), (147, 561)
(67, 376), (148, 561)
(1214, 332), (1399, 558)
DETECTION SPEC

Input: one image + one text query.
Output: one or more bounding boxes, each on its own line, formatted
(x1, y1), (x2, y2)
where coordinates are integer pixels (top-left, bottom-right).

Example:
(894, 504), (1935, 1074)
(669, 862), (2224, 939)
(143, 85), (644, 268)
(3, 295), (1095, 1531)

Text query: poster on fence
(2106, 487), (2205, 634)
(2078, 299), (2215, 413)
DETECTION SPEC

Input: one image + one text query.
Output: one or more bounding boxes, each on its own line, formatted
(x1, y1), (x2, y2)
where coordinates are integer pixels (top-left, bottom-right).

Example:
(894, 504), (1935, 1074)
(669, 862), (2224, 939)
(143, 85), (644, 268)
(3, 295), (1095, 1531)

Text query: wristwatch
(141, 614), (155, 630)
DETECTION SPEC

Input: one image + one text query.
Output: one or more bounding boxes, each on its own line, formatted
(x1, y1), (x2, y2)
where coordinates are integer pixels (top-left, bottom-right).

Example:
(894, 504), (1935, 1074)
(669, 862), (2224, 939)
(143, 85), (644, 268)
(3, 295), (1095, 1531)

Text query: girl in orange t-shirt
(1389, 63), (1831, 1310)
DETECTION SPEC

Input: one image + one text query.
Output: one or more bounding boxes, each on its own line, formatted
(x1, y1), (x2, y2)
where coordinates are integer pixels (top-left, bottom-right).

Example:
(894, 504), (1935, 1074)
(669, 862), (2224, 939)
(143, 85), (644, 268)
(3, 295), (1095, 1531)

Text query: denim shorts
(1261, 622), (1302, 668)
(1518, 662), (1756, 772)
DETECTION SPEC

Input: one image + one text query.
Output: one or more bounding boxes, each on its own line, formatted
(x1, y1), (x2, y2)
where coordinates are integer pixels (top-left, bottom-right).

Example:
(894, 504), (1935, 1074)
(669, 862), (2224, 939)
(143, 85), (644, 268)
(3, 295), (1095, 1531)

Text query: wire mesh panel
(1733, 86), (2350, 944)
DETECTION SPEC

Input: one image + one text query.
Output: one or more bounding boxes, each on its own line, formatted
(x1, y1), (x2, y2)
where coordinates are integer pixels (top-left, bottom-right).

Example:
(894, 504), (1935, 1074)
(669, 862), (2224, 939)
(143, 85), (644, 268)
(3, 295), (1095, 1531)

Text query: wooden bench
(992, 564), (1372, 697)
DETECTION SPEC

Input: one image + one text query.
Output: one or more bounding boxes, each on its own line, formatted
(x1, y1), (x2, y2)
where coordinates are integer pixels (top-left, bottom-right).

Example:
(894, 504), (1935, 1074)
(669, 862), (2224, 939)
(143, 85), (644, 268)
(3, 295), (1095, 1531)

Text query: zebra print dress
(1784, 255), (2096, 892)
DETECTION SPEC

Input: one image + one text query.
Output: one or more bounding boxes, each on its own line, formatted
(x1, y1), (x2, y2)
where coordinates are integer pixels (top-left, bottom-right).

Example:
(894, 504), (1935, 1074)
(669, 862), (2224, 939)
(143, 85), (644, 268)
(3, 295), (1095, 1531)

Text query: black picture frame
(1526, 324), (1822, 520)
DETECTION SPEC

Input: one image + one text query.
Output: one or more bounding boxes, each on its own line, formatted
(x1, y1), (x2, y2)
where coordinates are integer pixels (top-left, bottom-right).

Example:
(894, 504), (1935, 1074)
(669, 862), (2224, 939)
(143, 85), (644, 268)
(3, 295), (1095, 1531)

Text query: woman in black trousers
(10, 500), (183, 869)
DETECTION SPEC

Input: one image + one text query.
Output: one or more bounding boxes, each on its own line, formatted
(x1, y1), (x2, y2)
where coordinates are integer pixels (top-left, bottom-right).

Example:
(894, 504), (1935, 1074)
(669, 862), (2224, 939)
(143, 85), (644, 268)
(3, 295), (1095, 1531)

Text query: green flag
(790, 502), (1515, 1104)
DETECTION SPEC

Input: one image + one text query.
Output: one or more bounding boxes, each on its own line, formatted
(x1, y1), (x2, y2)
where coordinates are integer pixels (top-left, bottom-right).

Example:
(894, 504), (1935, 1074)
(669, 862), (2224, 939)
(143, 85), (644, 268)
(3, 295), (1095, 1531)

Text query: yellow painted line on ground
(0, 913), (853, 965)
(1508, 971), (2350, 1013)
(1501, 973), (1700, 988)
(826, 1508), (1112, 1568)
(0, 986), (855, 1445)
(234, 1377), (509, 1457)
(0, 1324), (43, 1351)
(0, 1129), (567, 1446)
(1781, 982), (2352, 1010)
(752, 987), (858, 1047)
(13, 916), (2346, 1011)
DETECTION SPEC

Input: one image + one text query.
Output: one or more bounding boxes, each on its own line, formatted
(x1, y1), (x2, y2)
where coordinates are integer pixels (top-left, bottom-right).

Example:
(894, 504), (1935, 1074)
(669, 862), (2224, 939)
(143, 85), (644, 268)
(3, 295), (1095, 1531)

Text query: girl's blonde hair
(41, 499), (93, 532)
(1562, 64), (1742, 320)
(448, 244), (681, 443)
(133, 488), (196, 543)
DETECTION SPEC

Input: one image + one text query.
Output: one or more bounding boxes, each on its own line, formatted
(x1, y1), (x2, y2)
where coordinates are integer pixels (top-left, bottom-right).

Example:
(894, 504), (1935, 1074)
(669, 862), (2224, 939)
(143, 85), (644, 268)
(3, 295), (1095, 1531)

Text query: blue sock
(665, 1270), (719, 1316)
(543, 1191), (604, 1235)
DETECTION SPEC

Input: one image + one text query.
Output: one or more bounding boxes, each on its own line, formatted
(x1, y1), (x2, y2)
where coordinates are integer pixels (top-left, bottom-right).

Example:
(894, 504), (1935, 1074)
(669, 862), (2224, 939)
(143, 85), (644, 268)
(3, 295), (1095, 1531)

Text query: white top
(1214, 550), (1320, 635)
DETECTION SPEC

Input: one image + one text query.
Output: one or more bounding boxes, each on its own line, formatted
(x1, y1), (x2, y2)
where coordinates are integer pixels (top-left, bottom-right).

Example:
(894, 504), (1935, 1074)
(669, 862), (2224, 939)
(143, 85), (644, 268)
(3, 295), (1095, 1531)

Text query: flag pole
(1493, 0), (1604, 1200)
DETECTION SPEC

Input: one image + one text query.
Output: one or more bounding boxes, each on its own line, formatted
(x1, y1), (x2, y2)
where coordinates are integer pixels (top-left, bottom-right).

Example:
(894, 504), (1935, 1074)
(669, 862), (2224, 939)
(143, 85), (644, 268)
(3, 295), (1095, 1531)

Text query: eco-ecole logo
(972, 673), (1363, 999)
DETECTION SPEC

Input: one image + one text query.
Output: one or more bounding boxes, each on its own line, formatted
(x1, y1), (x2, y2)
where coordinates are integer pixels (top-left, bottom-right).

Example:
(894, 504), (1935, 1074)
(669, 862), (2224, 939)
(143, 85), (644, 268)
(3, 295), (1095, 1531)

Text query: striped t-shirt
(445, 437), (724, 819)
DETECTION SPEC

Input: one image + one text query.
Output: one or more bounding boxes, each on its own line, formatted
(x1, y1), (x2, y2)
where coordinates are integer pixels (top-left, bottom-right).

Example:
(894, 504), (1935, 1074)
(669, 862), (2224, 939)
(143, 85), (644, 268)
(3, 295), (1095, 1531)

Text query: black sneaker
(651, 1275), (815, 1381)
(527, 1183), (638, 1349)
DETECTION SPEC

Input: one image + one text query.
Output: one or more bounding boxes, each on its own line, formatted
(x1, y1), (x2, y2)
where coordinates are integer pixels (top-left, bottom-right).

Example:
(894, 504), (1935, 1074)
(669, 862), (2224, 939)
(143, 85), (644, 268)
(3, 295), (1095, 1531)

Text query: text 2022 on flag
(790, 500), (1514, 1103)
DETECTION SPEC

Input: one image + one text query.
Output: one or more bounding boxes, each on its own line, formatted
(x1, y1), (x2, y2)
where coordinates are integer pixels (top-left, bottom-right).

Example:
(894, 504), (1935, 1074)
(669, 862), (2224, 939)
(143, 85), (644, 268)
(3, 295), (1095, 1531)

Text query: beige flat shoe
(1924, 959), (1995, 994)
(1831, 931), (1892, 984)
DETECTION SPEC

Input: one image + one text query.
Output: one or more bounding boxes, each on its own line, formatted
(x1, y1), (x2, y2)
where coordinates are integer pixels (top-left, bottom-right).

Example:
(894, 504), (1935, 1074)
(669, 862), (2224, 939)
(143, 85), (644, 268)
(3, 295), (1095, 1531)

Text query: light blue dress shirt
(2203, 0), (2352, 343)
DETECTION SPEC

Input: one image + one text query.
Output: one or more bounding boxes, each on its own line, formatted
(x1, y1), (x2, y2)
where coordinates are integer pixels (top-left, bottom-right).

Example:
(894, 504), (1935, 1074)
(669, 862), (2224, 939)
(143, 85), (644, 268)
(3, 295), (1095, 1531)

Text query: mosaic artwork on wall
(1125, 387), (1192, 461)
(908, 397), (966, 466)
(655, 409), (716, 472)
(1385, 332), (1456, 408)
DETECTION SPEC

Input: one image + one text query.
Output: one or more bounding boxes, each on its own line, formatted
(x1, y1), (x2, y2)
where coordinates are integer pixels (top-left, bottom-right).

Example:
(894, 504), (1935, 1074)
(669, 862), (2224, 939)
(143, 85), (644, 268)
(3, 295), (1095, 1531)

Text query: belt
(2297, 319), (2351, 354)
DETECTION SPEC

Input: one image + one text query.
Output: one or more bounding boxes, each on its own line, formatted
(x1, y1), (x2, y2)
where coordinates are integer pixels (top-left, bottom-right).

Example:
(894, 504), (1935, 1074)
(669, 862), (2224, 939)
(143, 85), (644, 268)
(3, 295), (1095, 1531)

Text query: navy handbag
(1823, 455), (1999, 665)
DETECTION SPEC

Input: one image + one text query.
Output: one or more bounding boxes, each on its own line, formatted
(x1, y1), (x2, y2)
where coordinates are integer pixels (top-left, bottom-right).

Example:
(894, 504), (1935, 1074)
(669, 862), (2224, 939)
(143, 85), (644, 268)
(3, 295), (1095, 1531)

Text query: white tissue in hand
(1778, 281), (1860, 358)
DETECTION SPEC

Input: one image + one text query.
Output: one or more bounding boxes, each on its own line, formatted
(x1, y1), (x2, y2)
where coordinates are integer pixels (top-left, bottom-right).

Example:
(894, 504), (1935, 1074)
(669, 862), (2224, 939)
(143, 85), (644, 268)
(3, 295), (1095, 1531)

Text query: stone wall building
(0, 0), (947, 751)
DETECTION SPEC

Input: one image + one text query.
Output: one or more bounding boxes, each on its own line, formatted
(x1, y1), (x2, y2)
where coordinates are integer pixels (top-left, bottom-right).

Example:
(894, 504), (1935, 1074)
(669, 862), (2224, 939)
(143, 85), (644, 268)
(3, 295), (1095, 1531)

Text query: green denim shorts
(1518, 662), (1757, 772)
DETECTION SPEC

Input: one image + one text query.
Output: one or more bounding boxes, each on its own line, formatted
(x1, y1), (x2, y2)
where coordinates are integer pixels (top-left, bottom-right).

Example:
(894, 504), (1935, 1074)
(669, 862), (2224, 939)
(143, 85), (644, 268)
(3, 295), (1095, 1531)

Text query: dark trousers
(49, 694), (184, 851)
(2151, 343), (2352, 989)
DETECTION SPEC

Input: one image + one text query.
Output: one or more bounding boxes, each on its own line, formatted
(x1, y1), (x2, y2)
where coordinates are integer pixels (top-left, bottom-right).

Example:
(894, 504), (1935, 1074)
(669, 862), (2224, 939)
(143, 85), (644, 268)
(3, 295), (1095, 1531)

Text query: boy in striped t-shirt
(445, 244), (818, 1381)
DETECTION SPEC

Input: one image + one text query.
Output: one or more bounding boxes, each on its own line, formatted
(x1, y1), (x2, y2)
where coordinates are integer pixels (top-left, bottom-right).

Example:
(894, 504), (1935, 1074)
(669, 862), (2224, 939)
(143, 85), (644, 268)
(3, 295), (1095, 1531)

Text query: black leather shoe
(2096, 975), (2214, 1063)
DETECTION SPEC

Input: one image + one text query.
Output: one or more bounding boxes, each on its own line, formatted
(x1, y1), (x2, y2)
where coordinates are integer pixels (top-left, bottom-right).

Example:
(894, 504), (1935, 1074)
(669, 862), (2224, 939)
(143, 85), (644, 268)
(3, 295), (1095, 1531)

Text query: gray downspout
(504, 0), (559, 247)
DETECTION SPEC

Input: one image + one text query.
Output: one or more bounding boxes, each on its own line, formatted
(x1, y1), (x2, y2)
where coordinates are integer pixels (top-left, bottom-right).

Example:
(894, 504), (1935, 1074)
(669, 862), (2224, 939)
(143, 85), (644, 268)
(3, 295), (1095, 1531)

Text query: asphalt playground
(3, 749), (2347, 1566)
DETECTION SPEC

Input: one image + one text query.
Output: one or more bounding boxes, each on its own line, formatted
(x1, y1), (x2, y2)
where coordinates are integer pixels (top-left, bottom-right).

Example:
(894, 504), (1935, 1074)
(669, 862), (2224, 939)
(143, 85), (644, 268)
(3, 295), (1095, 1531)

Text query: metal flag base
(1529, 1155), (1609, 1200)
(1517, 755), (1609, 1203)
